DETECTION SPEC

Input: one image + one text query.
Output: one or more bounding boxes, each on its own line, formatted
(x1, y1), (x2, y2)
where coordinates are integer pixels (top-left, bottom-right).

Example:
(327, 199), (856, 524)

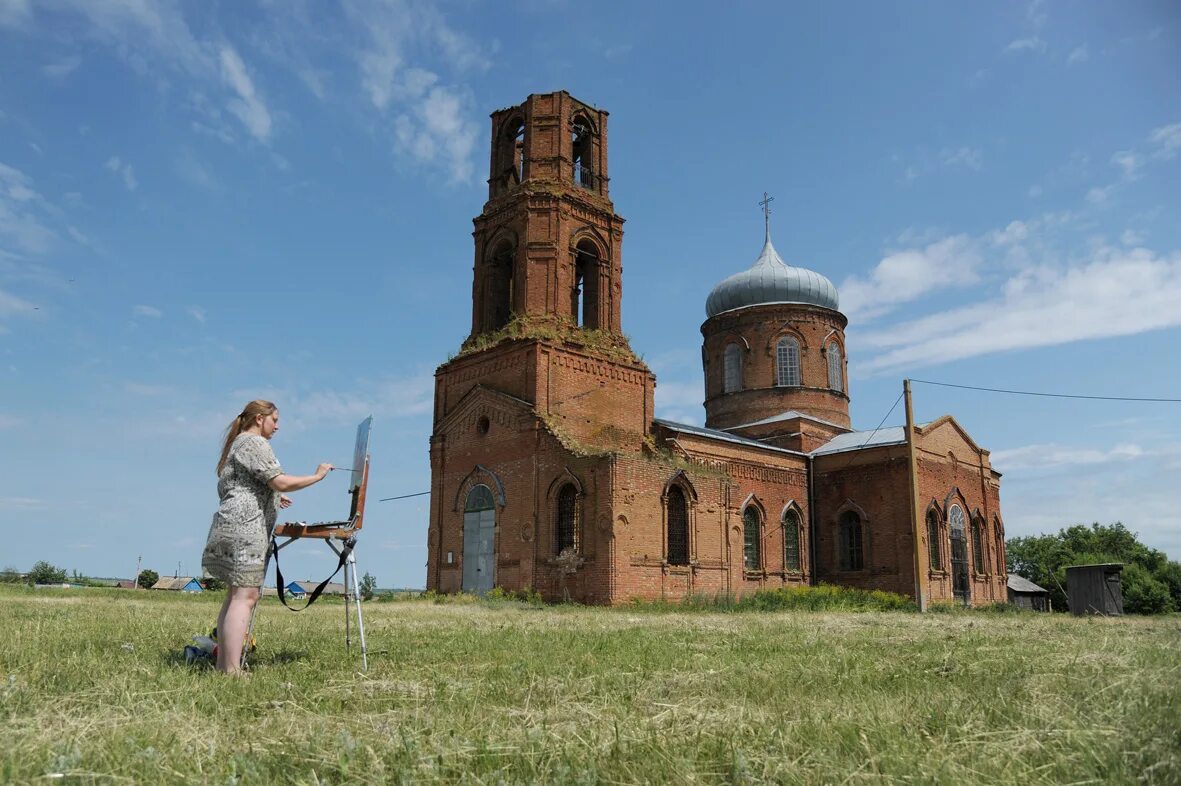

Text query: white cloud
(187, 306), (206, 323)
(1005, 36), (1046, 54)
(1028, 184), (1043, 198)
(1085, 185), (1112, 205)
(0, 286), (38, 318)
(132, 304), (163, 318)
(0, 413), (22, 429)
(939, 147), (983, 171)
(1120, 229), (1145, 246)
(175, 152), (220, 190)
(840, 234), (983, 322)
(0, 496), (44, 510)
(295, 373), (434, 423)
(41, 54), (82, 79)
(1149, 122), (1181, 160)
(104, 156), (138, 190)
(393, 85), (478, 183)
(1111, 150), (1141, 181)
(0, 0), (32, 28)
(0, 161), (57, 254)
(219, 46), (272, 143)
(859, 246), (1181, 374)
(124, 381), (173, 396)
(992, 442), (1143, 471)
(1066, 46), (1088, 65)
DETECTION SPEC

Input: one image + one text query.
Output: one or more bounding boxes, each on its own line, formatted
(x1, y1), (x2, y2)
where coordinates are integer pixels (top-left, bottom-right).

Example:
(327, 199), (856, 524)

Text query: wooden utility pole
(904, 380), (928, 612)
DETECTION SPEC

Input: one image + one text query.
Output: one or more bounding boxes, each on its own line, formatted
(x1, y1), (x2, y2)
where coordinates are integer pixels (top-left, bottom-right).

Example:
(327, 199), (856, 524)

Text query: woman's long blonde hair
(217, 400), (277, 475)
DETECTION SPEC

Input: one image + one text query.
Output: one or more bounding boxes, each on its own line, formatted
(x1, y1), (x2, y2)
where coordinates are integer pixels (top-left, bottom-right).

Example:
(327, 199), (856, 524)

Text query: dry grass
(1, 586), (1178, 784)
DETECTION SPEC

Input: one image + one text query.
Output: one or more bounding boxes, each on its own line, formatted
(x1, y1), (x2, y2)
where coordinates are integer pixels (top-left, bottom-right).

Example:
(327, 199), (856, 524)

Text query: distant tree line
(1008, 522), (1181, 614)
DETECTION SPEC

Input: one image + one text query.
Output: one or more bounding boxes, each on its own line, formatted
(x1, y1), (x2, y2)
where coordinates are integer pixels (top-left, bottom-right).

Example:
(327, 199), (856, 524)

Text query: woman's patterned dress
(201, 434), (283, 586)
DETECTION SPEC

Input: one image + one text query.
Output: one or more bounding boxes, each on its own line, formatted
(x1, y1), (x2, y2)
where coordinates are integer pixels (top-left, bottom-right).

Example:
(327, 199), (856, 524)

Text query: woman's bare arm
(268, 463), (333, 493)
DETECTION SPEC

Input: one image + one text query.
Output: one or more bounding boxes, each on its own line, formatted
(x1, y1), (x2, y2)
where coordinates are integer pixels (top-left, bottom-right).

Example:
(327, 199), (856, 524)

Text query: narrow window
(513, 123), (525, 183)
(827, 341), (843, 393)
(839, 510), (863, 570)
(573, 240), (601, 329)
(972, 516), (985, 574)
(572, 118), (593, 188)
(783, 509), (802, 571)
(743, 507), (761, 571)
(667, 486), (689, 565)
(555, 483), (579, 554)
(485, 239), (514, 332)
(995, 522), (1005, 574)
(927, 510), (942, 570)
(723, 343), (743, 393)
(776, 336), (801, 387)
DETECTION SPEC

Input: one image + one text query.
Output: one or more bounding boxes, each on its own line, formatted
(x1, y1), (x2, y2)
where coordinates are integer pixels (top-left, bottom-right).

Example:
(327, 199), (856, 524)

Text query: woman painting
(202, 400), (332, 674)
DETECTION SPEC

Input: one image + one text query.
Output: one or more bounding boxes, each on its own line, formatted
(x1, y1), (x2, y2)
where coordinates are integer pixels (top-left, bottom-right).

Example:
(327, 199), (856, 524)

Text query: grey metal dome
(705, 235), (839, 317)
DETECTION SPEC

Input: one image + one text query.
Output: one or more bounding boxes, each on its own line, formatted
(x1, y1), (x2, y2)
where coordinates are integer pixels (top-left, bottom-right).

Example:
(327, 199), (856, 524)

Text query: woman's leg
(214, 588), (232, 640)
(216, 584), (260, 674)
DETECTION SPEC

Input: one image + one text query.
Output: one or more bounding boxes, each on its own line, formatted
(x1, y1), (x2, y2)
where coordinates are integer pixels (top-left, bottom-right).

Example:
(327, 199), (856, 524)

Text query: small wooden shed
(1007, 573), (1051, 611)
(1065, 563), (1123, 616)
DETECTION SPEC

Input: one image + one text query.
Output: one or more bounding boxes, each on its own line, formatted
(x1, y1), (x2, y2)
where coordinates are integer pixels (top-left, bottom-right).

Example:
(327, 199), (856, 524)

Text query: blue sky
(1, 0), (1179, 588)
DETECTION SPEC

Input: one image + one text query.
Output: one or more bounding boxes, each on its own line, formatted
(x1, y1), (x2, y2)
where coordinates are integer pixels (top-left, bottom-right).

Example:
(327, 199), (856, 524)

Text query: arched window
(827, 341), (843, 393)
(743, 507), (761, 570)
(776, 336), (801, 387)
(513, 122), (525, 183)
(994, 520), (1005, 575)
(926, 509), (942, 570)
(972, 516), (985, 574)
(555, 483), (579, 554)
(465, 484), (495, 512)
(723, 343), (743, 393)
(572, 117), (593, 188)
(666, 486), (689, 565)
(783, 509), (802, 571)
(485, 239), (514, 332)
(948, 504), (969, 602)
(573, 239), (601, 329)
(839, 510), (863, 570)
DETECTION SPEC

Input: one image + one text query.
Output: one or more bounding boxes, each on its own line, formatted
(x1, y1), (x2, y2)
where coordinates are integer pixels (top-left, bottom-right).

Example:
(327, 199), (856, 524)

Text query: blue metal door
(462, 486), (496, 595)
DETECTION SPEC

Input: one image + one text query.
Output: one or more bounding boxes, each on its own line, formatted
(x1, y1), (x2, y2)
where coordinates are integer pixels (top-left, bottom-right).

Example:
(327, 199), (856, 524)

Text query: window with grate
(776, 336), (801, 387)
(666, 486), (689, 566)
(827, 341), (843, 393)
(555, 483), (579, 554)
(743, 507), (761, 571)
(723, 343), (743, 393)
(972, 517), (985, 573)
(839, 510), (863, 570)
(784, 509), (802, 571)
(927, 510), (942, 570)
(465, 484), (495, 512)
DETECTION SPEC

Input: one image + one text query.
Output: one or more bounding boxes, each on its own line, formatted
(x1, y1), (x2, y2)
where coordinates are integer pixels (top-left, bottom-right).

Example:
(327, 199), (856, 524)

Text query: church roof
(1007, 574), (1049, 594)
(809, 426), (909, 456)
(705, 235), (839, 317)
(723, 409), (847, 432)
(653, 419), (806, 456)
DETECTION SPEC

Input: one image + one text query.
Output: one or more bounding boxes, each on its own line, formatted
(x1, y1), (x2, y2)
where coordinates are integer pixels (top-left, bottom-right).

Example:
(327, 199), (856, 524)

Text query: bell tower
(470, 91), (624, 339)
(434, 91), (655, 455)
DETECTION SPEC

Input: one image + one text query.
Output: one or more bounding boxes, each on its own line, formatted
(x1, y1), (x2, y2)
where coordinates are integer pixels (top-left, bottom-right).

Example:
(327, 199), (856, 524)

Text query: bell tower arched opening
(573, 238), (602, 329)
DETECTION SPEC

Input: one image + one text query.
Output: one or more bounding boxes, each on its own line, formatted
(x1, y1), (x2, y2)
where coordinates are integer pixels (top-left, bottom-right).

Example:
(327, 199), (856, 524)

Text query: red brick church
(426, 91), (1008, 608)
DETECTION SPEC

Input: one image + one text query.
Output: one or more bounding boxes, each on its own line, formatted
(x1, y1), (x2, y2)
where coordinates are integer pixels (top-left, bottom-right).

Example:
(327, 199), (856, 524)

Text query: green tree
(27, 561), (67, 585)
(202, 575), (225, 592)
(137, 569), (159, 589)
(0, 566), (23, 583)
(1007, 522), (1179, 614)
(359, 572), (377, 601)
(1121, 563), (1172, 615)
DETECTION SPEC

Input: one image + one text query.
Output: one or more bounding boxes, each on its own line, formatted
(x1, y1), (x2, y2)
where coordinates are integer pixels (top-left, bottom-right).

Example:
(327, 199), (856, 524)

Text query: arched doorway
(949, 504), (970, 605)
(462, 485), (496, 594)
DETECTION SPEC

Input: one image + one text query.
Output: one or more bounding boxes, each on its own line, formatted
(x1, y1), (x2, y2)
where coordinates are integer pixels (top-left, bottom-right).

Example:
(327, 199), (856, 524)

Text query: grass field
(1, 586), (1178, 785)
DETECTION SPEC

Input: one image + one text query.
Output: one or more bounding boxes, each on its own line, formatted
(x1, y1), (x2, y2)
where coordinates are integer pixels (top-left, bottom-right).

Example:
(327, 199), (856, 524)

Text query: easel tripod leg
(347, 550), (368, 672)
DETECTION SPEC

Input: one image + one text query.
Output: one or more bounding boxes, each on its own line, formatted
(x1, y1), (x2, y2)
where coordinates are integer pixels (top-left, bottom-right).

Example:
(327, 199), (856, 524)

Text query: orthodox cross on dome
(759, 191), (774, 242)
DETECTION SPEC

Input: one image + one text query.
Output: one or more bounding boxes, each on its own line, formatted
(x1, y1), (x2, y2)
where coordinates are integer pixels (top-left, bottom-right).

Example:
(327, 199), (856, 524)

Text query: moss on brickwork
(457, 314), (642, 366)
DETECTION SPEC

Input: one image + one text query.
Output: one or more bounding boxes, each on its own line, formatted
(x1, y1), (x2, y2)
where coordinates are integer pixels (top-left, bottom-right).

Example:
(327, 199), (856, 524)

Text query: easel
(243, 416), (373, 672)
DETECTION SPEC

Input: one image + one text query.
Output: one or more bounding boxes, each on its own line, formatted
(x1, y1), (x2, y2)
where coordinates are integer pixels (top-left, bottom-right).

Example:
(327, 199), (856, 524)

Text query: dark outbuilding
(1065, 563), (1124, 616)
(1007, 573), (1051, 611)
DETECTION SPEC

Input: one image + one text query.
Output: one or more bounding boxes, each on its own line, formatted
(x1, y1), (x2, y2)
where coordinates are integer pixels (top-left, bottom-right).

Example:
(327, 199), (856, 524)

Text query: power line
(378, 490), (431, 502)
(910, 378), (1181, 403)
